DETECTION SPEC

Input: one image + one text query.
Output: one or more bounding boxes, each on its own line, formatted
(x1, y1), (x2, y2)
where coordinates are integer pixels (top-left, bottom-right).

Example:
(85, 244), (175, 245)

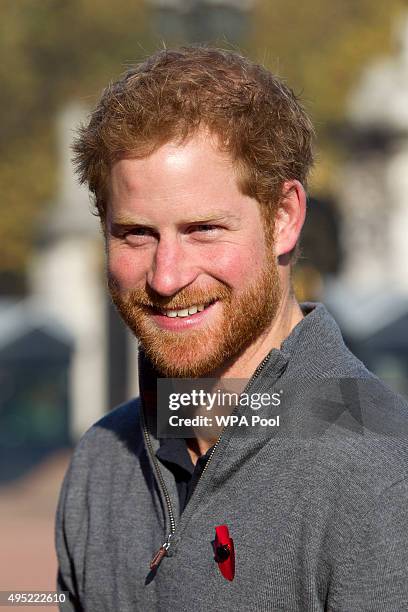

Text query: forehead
(108, 132), (257, 222)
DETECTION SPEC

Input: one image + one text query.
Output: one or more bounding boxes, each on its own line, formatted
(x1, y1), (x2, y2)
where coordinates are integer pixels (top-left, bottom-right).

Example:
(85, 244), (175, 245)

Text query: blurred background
(1, 0), (408, 601)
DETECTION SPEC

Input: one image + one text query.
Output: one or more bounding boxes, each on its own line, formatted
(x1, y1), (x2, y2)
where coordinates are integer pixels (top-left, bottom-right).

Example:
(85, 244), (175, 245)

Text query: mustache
(108, 277), (231, 310)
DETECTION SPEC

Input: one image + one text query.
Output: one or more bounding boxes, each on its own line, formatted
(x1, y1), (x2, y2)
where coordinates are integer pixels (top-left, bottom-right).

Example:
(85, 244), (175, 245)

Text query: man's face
(106, 132), (282, 377)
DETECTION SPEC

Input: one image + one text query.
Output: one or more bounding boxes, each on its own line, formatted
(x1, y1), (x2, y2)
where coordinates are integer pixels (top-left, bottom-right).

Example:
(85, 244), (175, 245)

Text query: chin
(143, 345), (226, 378)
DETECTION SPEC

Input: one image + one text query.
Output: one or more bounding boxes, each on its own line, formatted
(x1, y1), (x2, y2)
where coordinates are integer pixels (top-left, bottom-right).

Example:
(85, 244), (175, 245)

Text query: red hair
(73, 46), (314, 221)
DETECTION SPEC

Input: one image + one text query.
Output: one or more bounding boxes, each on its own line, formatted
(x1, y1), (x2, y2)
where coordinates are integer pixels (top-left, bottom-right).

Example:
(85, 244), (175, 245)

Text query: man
(56, 47), (408, 611)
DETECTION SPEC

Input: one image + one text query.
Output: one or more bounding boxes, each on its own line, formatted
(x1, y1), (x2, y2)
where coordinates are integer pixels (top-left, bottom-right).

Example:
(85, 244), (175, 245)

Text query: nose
(147, 235), (198, 297)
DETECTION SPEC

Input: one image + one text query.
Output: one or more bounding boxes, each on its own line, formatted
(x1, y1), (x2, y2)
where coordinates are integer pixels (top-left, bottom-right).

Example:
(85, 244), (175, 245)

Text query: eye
(188, 224), (220, 235)
(195, 224), (217, 232)
(128, 227), (149, 236)
(187, 224), (224, 242)
(123, 227), (157, 245)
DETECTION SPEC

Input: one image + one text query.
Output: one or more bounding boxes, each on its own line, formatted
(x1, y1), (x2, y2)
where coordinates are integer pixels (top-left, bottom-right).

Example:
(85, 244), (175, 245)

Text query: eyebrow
(110, 212), (241, 226)
(182, 212), (241, 224)
(109, 215), (153, 227)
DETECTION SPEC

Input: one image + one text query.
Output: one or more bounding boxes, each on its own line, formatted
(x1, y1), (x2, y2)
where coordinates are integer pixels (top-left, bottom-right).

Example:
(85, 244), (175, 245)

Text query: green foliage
(252, 0), (404, 122)
(0, 0), (149, 288)
(250, 0), (406, 191)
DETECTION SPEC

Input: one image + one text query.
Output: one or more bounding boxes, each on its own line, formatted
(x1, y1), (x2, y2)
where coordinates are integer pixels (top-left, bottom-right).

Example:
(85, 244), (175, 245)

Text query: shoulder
(94, 396), (144, 444)
(58, 397), (145, 504)
(55, 397), (146, 600)
(282, 306), (408, 493)
(307, 372), (408, 508)
(75, 396), (143, 461)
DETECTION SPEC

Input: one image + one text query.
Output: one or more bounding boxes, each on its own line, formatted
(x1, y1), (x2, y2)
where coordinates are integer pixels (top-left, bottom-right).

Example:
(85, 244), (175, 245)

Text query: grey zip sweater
(55, 303), (408, 611)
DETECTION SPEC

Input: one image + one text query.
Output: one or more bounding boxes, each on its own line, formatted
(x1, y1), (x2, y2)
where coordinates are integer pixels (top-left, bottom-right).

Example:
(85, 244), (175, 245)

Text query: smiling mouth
(149, 300), (216, 318)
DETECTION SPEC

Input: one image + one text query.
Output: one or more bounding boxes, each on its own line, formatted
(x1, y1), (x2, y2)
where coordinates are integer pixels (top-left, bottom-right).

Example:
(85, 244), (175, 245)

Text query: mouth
(157, 300), (216, 318)
(147, 299), (216, 318)
(147, 299), (219, 330)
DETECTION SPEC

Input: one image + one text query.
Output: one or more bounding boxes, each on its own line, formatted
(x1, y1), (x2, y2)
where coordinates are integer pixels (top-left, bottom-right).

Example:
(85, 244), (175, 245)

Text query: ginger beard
(108, 239), (282, 378)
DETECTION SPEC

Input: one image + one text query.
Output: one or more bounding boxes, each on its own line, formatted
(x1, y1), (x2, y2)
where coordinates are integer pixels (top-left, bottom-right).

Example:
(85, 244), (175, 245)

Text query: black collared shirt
(156, 438), (214, 513)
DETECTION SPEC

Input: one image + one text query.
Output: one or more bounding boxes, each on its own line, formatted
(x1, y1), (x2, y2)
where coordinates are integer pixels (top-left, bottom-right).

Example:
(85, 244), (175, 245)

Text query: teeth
(177, 309), (189, 317)
(161, 303), (209, 317)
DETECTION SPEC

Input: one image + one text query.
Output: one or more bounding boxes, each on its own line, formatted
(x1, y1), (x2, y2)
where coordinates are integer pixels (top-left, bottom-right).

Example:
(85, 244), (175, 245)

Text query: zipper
(141, 407), (177, 569)
(197, 351), (272, 483)
(144, 350), (273, 569)
(149, 533), (173, 570)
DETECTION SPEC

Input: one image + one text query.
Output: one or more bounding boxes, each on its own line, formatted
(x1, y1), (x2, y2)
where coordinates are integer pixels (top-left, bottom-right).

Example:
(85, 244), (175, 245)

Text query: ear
(274, 180), (306, 257)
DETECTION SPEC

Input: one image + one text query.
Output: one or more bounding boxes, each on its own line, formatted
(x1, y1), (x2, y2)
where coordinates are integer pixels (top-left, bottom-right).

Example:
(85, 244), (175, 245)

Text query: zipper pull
(150, 534), (172, 570)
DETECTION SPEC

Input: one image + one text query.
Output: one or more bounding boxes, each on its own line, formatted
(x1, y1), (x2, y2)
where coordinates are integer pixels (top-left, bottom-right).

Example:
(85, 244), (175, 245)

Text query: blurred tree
(250, 0), (406, 193)
(0, 0), (150, 294)
(250, 0), (407, 301)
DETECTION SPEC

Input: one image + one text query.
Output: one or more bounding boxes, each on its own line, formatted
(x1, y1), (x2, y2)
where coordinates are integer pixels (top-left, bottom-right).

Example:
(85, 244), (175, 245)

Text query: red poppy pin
(213, 524), (235, 581)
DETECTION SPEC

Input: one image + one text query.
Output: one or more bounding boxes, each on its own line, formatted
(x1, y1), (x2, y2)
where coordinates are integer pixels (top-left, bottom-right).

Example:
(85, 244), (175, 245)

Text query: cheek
(107, 248), (147, 291)
(203, 242), (267, 287)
